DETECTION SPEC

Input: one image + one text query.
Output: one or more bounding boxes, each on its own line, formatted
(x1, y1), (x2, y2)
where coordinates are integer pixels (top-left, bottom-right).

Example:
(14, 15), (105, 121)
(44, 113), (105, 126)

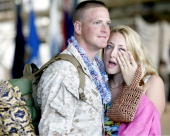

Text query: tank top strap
(143, 75), (152, 84)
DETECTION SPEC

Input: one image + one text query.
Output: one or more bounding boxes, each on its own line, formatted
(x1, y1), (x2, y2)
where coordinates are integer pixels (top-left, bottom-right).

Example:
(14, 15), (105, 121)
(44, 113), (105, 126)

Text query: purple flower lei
(68, 36), (111, 104)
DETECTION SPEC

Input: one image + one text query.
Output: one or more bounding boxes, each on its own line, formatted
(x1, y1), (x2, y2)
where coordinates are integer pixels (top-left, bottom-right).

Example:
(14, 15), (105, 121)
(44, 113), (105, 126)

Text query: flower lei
(68, 36), (111, 104)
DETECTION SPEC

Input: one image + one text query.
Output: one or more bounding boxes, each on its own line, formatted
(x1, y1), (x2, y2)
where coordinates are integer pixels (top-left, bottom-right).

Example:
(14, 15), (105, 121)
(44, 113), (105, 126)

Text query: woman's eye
(119, 48), (125, 51)
(106, 45), (112, 49)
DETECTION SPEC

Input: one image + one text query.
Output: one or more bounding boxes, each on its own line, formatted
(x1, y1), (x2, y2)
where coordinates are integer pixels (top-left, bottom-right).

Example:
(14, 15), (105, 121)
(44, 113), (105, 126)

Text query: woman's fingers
(118, 51), (127, 68)
(117, 50), (139, 86)
(118, 51), (131, 68)
(117, 54), (124, 70)
(128, 51), (136, 66)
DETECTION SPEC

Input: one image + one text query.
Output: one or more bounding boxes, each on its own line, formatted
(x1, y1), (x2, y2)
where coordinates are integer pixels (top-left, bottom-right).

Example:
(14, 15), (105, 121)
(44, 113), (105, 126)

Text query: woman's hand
(117, 50), (138, 86)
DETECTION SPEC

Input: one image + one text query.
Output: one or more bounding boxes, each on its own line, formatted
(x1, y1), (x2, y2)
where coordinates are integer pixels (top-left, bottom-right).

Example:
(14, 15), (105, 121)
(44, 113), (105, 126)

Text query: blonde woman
(103, 25), (165, 135)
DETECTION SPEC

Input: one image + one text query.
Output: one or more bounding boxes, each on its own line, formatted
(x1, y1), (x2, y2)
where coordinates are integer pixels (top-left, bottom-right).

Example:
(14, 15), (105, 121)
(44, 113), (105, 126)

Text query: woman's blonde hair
(110, 25), (158, 77)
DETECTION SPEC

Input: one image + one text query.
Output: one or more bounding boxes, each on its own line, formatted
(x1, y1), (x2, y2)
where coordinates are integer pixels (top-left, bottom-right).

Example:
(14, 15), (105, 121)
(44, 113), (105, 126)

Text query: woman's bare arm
(145, 75), (166, 116)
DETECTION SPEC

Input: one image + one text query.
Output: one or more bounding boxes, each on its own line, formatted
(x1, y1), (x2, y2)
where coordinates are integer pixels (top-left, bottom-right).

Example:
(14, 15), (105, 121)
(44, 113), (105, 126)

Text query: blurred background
(0, 0), (169, 135)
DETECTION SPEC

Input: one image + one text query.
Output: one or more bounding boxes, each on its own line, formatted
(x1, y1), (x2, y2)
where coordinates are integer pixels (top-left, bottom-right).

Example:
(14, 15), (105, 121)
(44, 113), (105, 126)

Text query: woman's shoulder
(146, 75), (164, 88)
(143, 75), (164, 92)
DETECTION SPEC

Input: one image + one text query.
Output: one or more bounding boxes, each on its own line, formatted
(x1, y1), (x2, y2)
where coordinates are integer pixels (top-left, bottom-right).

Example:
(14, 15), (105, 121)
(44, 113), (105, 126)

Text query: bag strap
(34, 54), (86, 100)
(54, 54), (85, 90)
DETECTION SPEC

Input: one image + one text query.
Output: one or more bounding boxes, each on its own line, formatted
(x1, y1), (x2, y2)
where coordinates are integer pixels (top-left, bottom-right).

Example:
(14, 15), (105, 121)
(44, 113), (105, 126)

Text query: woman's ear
(74, 21), (81, 35)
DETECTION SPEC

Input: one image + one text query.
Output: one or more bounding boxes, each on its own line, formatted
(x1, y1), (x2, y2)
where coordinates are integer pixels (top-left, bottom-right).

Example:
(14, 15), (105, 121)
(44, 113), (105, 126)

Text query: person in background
(37, 1), (111, 136)
(103, 25), (165, 136)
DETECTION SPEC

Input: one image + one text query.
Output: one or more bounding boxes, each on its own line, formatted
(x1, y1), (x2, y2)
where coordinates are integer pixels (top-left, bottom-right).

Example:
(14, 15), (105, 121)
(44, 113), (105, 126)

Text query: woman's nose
(111, 49), (118, 58)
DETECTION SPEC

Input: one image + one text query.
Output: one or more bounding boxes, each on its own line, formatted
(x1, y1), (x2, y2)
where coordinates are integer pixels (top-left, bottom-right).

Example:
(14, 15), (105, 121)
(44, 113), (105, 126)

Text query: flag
(25, 6), (41, 66)
(62, 0), (78, 50)
(12, 3), (25, 78)
(49, 0), (64, 56)
(63, 10), (74, 46)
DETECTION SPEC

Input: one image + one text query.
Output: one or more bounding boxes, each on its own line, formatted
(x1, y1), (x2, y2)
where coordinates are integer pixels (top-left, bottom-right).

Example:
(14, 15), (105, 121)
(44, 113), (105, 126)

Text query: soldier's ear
(74, 21), (81, 35)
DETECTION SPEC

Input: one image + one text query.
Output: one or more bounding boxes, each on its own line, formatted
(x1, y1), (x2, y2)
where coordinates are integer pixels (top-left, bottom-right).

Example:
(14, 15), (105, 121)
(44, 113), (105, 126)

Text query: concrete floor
(161, 102), (170, 136)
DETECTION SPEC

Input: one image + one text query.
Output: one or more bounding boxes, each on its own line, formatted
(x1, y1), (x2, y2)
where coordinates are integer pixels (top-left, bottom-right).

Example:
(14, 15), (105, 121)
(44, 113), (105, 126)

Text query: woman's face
(104, 32), (127, 74)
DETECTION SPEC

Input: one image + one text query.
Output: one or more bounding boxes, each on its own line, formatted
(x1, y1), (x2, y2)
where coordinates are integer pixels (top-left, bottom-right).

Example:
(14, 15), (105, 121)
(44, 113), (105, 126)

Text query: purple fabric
(118, 95), (161, 136)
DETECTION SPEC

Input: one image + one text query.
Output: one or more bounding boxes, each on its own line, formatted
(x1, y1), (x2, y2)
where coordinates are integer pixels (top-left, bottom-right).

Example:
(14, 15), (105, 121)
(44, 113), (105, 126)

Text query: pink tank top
(118, 75), (161, 136)
(118, 95), (161, 136)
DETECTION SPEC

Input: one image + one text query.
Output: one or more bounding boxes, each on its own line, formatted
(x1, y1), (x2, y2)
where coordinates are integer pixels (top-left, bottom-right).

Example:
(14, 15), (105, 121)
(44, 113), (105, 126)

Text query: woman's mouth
(108, 61), (117, 67)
